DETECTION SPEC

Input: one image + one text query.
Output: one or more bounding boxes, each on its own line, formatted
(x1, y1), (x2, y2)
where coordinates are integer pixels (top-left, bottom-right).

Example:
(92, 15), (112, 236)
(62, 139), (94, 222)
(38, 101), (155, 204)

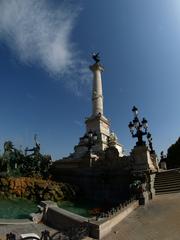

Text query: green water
(58, 201), (102, 218)
(0, 199), (38, 219)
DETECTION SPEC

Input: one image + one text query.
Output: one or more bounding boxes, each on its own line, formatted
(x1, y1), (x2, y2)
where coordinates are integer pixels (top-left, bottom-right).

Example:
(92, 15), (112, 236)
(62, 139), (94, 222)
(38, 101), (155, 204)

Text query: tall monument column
(73, 53), (124, 158)
(90, 63), (104, 117)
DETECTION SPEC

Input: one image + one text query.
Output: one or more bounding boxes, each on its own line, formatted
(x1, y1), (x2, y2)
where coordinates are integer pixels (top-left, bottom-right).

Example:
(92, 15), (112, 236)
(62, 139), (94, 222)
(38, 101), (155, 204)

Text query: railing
(95, 196), (137, 221)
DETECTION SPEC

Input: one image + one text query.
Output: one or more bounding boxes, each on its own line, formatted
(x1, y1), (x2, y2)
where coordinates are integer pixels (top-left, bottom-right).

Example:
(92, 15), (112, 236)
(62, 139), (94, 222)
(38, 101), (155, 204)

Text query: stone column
(90, 63), (104, 117)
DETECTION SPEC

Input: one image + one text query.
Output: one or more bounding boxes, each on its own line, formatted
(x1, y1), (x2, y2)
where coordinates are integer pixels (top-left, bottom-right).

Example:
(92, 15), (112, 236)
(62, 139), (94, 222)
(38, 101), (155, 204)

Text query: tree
(166, 137), (180, 169)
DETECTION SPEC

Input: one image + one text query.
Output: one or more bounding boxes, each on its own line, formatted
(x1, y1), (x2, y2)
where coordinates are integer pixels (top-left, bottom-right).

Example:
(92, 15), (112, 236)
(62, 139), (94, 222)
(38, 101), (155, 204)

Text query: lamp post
(83, 130), (98, 152)
(128, 106), (148, 146)
(83, 130), (98, 167)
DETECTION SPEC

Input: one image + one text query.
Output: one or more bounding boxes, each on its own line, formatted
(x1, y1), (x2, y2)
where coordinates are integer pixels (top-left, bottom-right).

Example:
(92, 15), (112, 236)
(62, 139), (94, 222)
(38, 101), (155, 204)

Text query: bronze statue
(25, 134), (40, 157)
(1, 141), (23, 175)
(92, 52), (100, 63)
(3, 141), (15, 173)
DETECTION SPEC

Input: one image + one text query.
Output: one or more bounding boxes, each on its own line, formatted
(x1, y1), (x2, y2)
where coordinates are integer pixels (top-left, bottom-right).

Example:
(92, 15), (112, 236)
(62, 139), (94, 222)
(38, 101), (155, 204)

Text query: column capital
(89, 63), (104, 72)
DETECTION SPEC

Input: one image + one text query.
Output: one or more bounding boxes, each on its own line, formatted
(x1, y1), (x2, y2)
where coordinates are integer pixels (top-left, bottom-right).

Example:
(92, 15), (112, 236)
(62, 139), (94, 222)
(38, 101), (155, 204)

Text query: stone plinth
(85, 113), (110, 152)
(73, 113), (123, 159)
(160, 161), (167, 170)
(130, 145), (157, 202)
(131, 145), (157, 172)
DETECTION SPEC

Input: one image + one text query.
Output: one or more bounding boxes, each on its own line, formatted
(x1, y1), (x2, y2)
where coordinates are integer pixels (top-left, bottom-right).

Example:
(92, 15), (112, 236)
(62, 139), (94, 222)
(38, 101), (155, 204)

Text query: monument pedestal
(131, 145), (156, 172)
(85, 113), (110, 152)
(131, 145), (157, 203)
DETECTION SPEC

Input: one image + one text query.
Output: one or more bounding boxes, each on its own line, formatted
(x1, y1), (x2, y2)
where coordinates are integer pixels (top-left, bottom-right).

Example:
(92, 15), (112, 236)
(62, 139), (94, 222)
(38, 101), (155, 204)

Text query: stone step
(156, 190), (180, 195)
(155, 176), (180, 180)
(156, 172), (180, 176)
(156, 191), (180, 195)
(157, 169), (180, 173)
(155, 182), (180, 186)
(156, 190), (180, 194)
(155, 174), (180, 178)
(155, 185), (180, 190)
(155, 178), (180, 182)
(155, 180), (180, 186)
(156, 173), (180, 177)
(157, 171), (180, 173)
(154, 180), (180, 185)
(155, 177), (180, 181)
(154, 170), (180, 196)
(156, 173), (180, 176)
(155, 187), (180, 193)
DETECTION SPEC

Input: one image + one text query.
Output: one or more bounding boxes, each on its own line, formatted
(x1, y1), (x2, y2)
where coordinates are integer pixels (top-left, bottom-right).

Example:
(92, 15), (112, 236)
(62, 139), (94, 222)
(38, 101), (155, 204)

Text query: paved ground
(0, 222), (58, 240)
(1, 193), (180, 240)
(104, 193), (180, 240)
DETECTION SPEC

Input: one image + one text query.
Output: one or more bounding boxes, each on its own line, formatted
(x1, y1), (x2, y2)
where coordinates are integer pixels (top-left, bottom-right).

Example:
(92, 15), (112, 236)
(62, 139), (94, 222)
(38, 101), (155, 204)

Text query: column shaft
(90, 63), (104, 117)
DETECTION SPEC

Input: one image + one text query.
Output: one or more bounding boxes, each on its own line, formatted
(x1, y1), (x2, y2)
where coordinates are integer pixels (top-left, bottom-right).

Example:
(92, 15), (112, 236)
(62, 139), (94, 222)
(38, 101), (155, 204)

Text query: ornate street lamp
(83, 130), (98, 152)
(132, 105), (138, 117)
(128, 106), (148, 146)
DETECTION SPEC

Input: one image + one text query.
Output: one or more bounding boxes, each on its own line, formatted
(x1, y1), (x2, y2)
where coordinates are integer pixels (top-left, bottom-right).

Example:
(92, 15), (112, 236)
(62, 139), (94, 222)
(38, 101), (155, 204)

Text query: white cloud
(0, 0), (90, 95)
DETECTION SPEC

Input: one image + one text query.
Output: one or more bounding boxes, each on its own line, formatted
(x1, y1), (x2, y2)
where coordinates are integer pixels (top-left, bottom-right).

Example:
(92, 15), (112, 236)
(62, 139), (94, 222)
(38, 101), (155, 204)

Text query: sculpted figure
(108, 132), (117, 147)
(92, 52), (100, 63)
(1, 141), (16, 174)
(25, 134), (40, 157)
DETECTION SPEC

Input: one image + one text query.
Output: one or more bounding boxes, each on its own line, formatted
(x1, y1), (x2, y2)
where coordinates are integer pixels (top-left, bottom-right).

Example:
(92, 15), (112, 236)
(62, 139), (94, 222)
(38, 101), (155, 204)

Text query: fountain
(0, 198), (38, 219)
(0, 136), (76, 220)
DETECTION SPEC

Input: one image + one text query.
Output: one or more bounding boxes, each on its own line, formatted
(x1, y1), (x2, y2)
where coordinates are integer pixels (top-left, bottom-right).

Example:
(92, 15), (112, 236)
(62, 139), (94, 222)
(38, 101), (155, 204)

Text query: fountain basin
(0, 198), (38, 219)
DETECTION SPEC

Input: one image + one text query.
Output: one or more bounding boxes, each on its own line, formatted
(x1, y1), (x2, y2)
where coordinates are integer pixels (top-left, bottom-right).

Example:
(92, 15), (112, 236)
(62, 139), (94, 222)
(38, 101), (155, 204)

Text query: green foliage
(166, 137), (180, 169)
(0, 177), (77, 202)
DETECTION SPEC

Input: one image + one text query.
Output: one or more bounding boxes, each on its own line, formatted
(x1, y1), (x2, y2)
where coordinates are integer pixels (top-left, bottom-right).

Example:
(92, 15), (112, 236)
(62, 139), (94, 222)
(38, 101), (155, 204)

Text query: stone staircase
(154, 169), (180, 195)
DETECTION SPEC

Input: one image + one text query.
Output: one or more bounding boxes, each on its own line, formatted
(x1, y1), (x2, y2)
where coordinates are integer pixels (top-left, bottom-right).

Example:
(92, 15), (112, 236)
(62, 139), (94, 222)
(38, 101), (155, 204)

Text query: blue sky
(0, 0), (179, 159)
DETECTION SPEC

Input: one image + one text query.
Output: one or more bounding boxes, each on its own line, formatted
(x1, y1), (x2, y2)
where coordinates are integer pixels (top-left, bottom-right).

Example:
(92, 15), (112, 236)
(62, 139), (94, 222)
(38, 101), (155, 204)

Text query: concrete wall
(45, 206), (87, 230)
(43, 200), (139, 239)
(89, 201), (139, 239)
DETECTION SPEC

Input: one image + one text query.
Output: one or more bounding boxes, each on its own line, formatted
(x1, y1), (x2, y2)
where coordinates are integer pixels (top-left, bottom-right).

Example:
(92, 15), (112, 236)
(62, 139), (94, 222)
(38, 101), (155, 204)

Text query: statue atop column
(92, 52), (100, 64)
